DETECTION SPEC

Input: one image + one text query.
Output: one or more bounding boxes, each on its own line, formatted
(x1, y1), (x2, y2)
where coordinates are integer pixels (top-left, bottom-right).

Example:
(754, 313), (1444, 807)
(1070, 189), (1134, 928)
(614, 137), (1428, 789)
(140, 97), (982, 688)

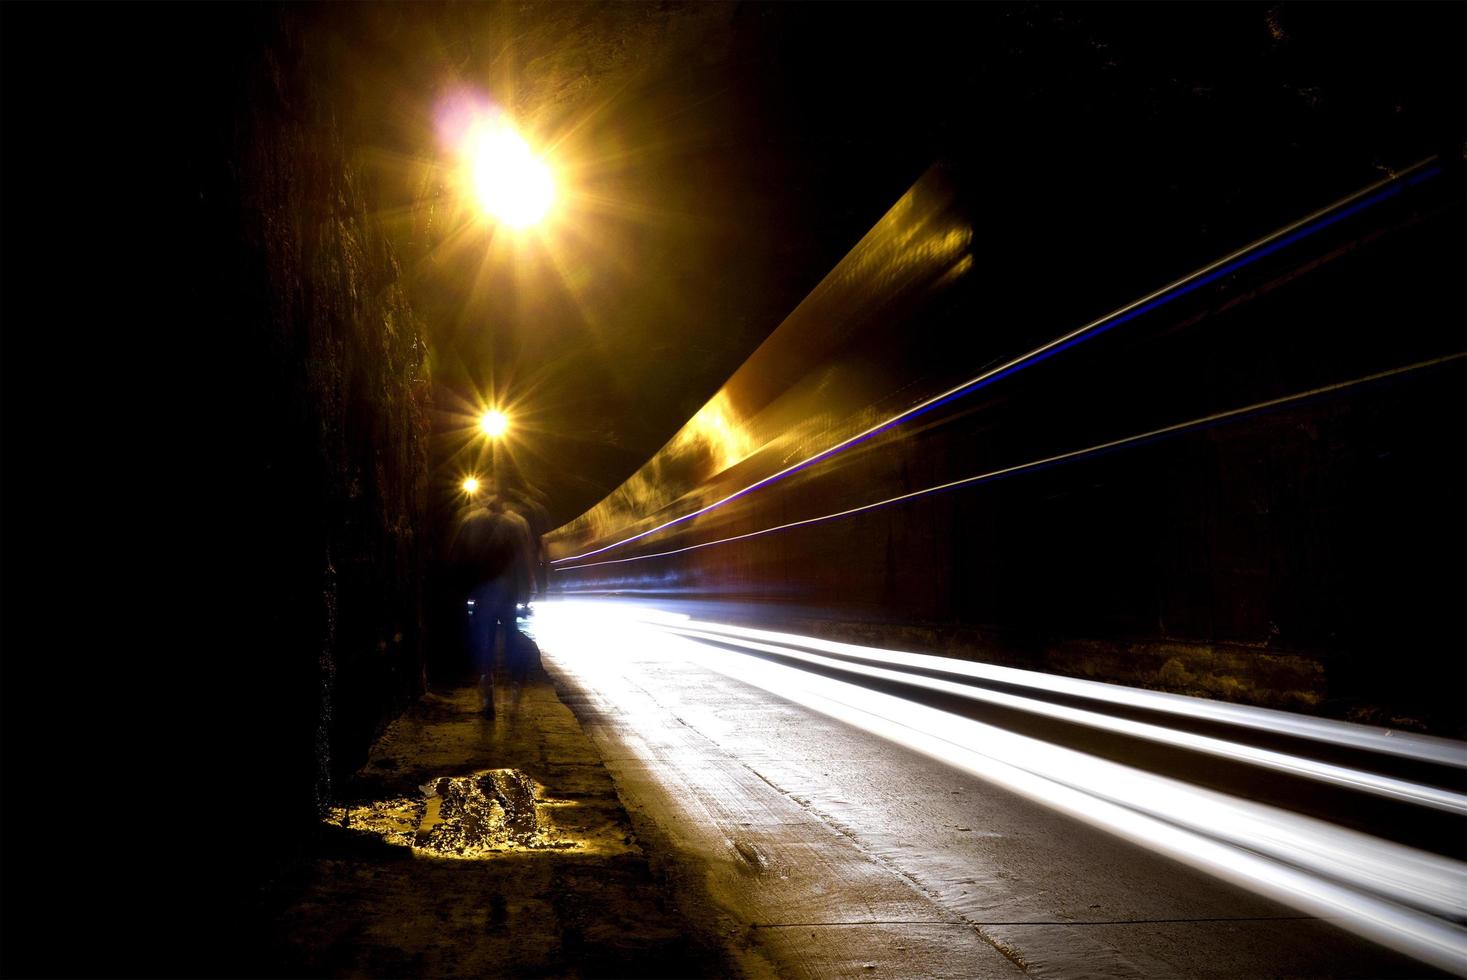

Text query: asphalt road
(531, 602), (1458, 979)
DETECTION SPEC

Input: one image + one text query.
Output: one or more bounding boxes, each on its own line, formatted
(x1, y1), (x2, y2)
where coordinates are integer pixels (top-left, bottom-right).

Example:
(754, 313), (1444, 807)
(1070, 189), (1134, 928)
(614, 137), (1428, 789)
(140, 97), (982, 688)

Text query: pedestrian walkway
(266, 668), (726, 977)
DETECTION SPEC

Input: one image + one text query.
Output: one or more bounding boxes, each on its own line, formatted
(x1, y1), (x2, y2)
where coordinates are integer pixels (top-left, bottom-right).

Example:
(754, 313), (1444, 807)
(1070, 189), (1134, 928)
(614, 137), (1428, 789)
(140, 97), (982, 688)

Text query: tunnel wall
(549, 162), (1466, 735)
(2, 7), (430, 975)
(233, 10), (433, 814)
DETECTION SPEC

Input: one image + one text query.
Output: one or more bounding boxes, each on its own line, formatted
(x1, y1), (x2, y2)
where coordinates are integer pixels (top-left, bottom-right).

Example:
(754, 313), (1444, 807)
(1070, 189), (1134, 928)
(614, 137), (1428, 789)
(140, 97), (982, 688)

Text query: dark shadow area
(255, 676), (730, 979)
(2, 6), (429, 976)
(265, 848), (722, 979)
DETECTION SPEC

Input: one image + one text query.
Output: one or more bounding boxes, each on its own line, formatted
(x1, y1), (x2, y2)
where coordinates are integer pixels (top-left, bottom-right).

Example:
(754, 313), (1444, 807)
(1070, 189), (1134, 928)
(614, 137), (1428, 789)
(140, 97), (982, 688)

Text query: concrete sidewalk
(265, 668), (727, 977)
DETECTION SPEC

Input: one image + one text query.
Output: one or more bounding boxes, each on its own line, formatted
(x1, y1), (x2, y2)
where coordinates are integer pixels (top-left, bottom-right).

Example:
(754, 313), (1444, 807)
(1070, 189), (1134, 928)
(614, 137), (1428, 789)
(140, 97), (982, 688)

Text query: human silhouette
(504, 482), (552, 601)
(448, 495), (536, 716)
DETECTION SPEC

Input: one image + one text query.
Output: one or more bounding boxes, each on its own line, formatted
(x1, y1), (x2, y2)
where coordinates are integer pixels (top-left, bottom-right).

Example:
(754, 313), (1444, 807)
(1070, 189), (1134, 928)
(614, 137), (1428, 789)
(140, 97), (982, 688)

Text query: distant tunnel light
(462, 476), (481, 495)
(469, 126), (554, 229)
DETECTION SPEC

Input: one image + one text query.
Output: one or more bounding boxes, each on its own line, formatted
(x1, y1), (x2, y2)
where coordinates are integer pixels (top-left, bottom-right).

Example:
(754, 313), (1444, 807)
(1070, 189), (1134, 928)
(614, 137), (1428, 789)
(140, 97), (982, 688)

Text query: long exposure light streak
(533, 604), (1467, 974)
(553, 157), (1441, 565)
(652, 616), (1467, 769)
(674, 646), (1467, 920)
(683, 648), (1467, 974)
(553, 351), (1467, 572)
(657, 624), (1467, 814)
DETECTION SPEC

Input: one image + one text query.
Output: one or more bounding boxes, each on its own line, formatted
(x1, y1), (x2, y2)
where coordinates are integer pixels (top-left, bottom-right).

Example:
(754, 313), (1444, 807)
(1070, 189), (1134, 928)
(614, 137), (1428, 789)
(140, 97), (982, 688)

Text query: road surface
(531, 600), (1462, 978)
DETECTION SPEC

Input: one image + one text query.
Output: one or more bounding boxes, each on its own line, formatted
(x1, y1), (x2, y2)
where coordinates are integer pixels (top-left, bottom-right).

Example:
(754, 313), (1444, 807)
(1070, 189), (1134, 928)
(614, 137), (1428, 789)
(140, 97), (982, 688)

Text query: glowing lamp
(478, 410), (510, 438)
(469, 126), (554, 229)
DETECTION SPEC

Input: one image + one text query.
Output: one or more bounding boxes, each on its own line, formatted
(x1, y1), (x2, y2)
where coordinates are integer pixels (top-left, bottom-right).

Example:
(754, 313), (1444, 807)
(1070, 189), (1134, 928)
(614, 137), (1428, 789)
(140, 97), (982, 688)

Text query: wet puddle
(327, 768), (584, 859)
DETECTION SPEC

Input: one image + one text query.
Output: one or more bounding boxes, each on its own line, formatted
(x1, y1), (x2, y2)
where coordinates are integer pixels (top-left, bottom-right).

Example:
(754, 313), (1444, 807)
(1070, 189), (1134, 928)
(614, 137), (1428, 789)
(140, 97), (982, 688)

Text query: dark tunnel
(1, 3), (1463, 976)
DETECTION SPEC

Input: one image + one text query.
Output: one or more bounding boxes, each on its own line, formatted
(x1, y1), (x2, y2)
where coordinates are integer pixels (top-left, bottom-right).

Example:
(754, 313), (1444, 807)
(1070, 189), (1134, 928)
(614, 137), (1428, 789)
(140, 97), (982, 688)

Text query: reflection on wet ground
(267, 677), (727, 977)
(328, 767), (587, 858)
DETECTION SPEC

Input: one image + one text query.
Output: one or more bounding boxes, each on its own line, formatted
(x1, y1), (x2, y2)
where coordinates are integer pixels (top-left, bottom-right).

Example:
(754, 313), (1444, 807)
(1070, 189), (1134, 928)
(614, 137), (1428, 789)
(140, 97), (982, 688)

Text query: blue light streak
(554, 158), (1442, 566)
(554, 353), (1465, 572)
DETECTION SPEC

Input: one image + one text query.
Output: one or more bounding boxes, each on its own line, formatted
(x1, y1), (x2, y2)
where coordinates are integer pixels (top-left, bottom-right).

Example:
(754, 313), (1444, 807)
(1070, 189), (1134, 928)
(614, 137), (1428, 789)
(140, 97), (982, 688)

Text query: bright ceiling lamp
(468, 124), (555, 229)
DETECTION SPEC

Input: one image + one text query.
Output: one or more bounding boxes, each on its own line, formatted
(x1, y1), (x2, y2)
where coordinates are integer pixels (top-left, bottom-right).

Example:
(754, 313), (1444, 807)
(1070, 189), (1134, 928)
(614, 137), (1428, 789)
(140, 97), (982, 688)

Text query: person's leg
(482, 593), (519, 717)
(503, 625), (528, 715)
(482, 580), (518, 716)
(468, 585), (496, 715)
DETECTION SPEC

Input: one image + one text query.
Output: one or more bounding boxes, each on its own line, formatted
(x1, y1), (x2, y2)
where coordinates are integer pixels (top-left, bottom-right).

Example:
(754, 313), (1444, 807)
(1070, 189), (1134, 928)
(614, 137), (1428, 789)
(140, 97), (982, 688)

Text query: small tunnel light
(462, 476), (481, 494)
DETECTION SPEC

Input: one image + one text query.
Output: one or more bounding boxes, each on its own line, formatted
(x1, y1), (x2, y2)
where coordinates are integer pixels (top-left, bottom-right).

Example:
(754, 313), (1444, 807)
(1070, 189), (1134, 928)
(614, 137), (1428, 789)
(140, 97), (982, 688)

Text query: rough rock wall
(1, 6), (430, 975)
(232, 9), (432, 816)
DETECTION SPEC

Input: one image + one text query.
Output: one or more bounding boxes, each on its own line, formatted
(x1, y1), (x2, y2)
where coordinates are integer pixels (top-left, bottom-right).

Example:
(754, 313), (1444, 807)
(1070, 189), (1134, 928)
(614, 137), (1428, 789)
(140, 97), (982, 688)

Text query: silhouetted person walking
(505, 483), (552, 601)
(449, 495), (536, 715)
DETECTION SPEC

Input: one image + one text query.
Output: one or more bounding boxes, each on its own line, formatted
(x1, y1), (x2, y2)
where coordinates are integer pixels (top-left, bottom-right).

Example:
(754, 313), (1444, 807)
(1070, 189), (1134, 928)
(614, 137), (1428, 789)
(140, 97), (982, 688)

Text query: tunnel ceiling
(301, 2), (1458, 527)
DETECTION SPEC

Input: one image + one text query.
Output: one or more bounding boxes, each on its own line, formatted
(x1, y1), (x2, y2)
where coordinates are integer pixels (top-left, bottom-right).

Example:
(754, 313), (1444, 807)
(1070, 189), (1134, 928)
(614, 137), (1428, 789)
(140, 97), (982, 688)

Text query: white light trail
(534, 602), (1467, 975)
(650, 615), (1467, 770)
(684, 645), (1467, 974)
(657, 624), (1467, 815)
